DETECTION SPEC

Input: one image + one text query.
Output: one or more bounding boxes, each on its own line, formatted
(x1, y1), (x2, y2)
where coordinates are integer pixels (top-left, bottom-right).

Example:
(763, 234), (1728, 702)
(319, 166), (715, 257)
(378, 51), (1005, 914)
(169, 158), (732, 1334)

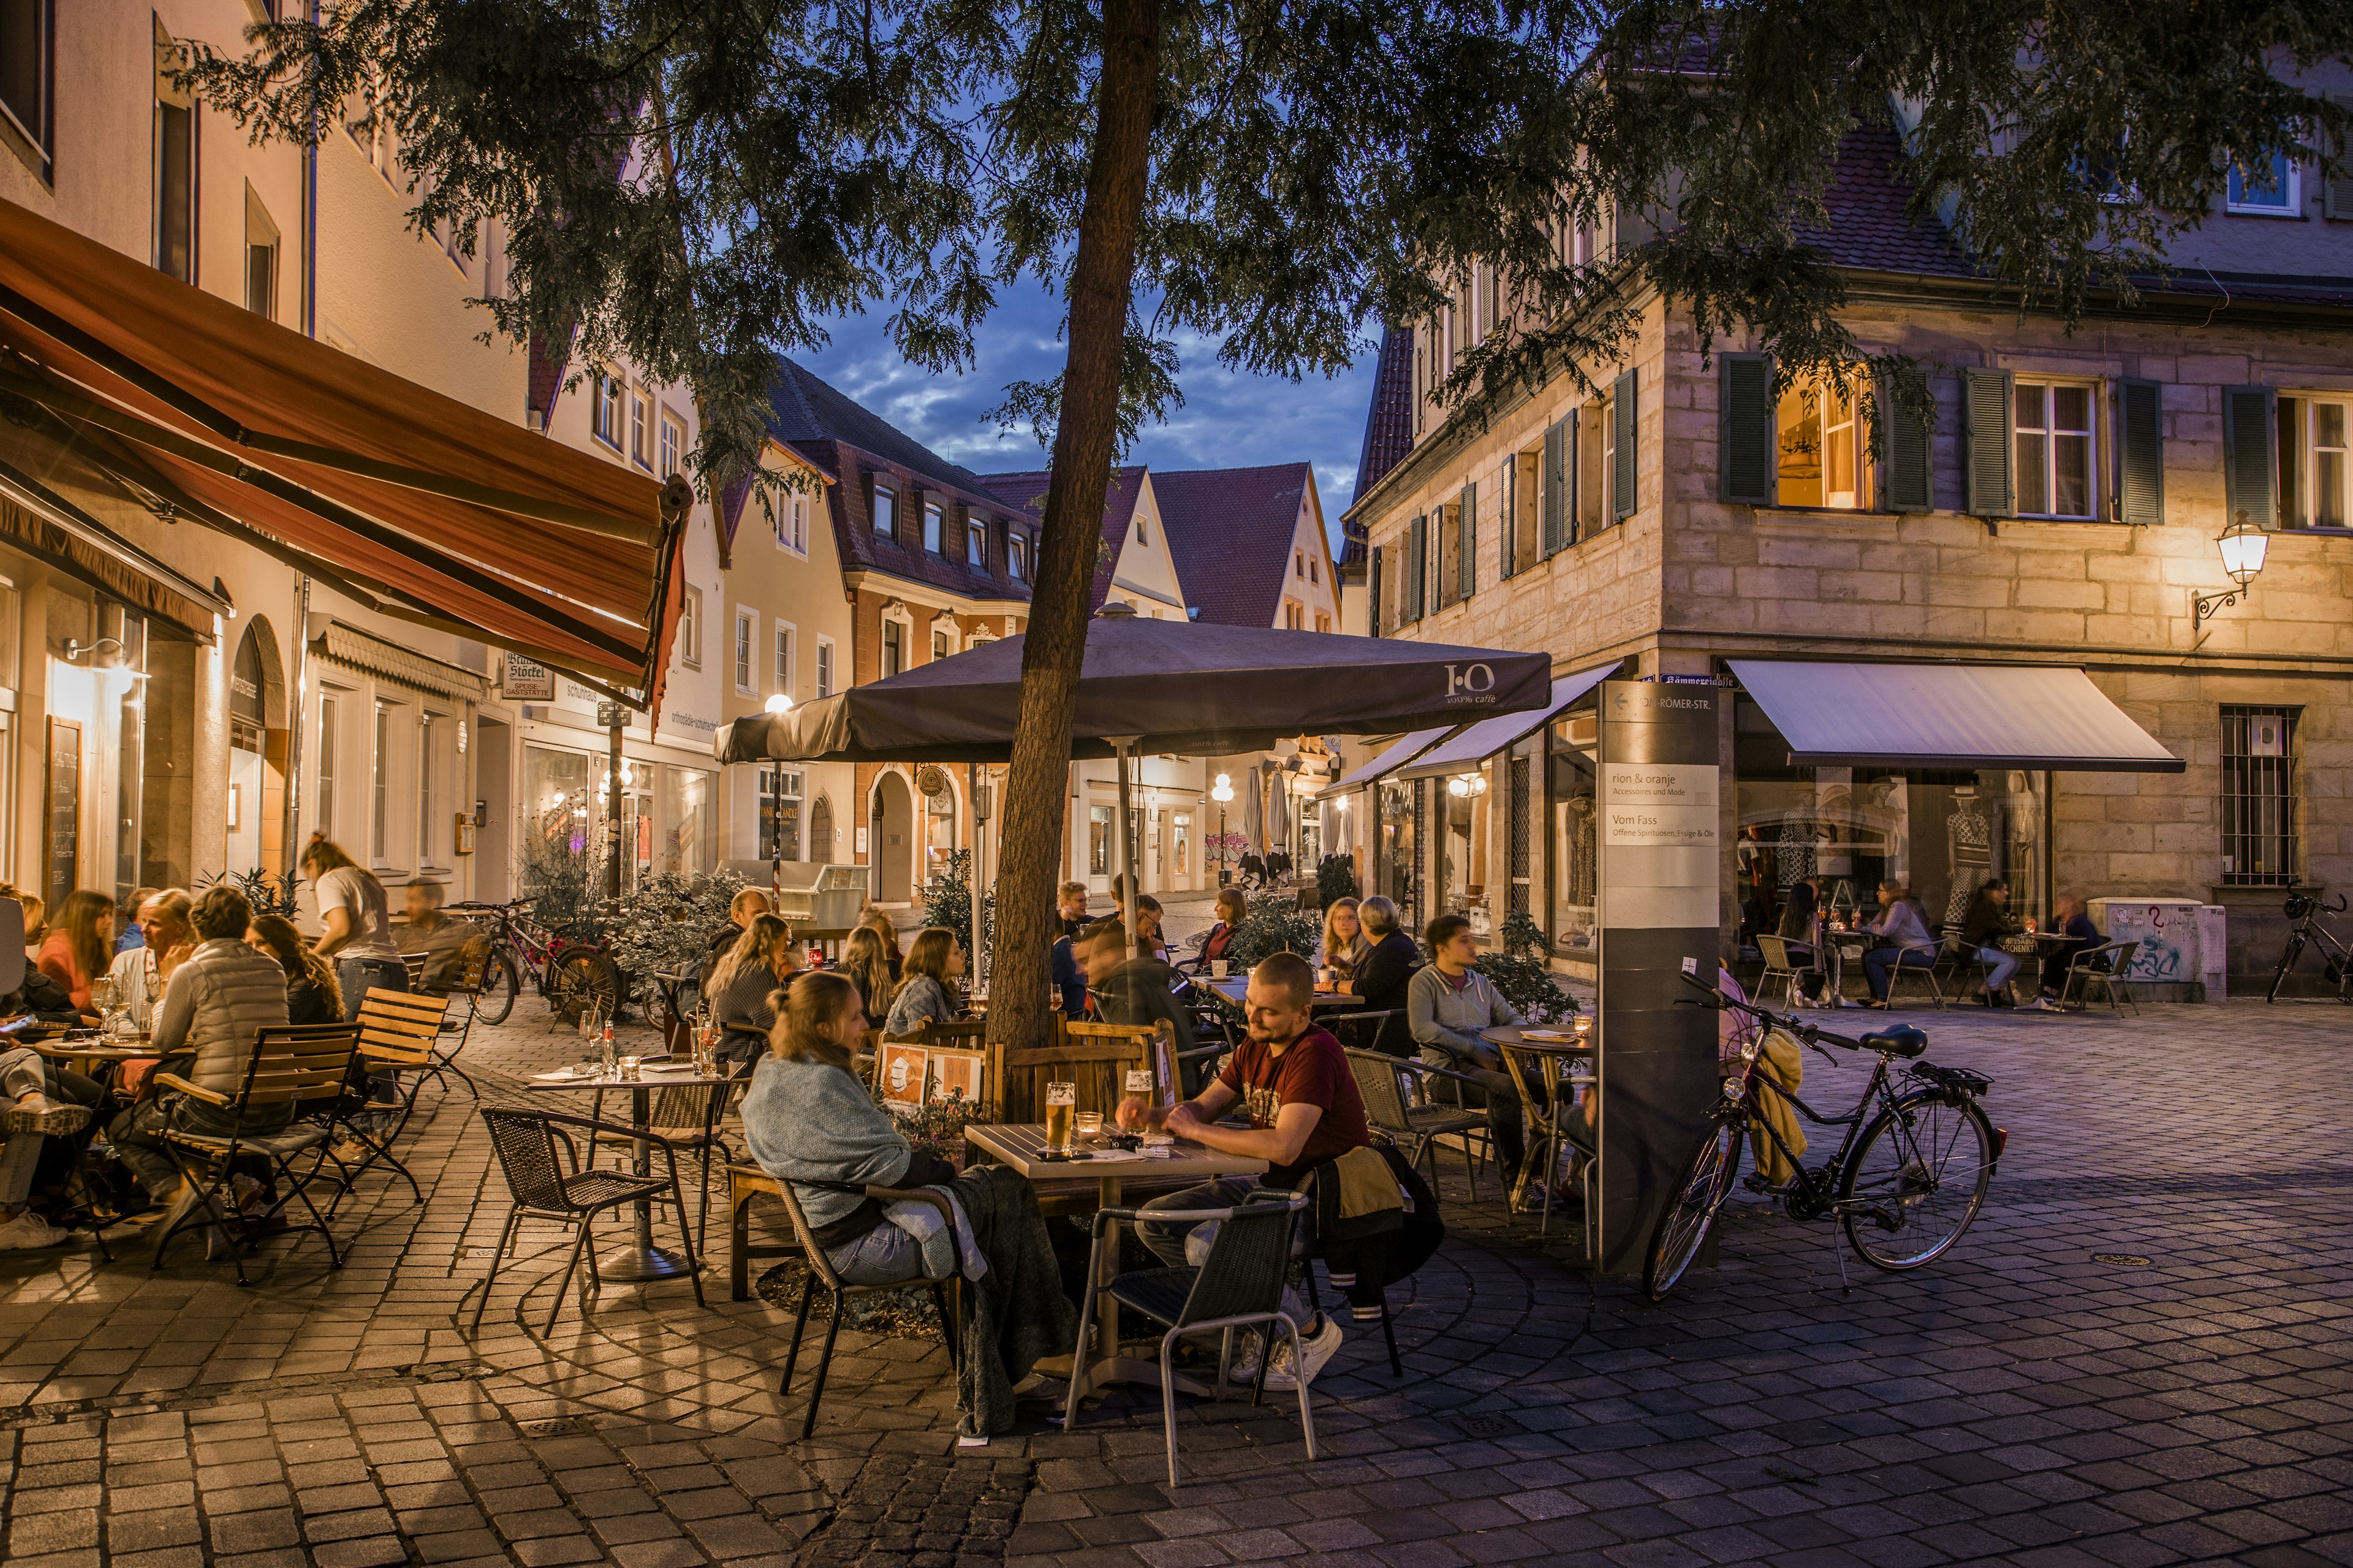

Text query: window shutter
(1961, 367), (2016, 518)
(1458, 483), (1477, 600)
(1718, 354), (1773, 505)
(2327, 93), (2353, 219)
(1612, 369), (1637, 521)
(1408, 513), (1428, 619)
(1369, 546), (1384, 637)
(2222, 385), (2279, 531)
(1542, 417), (1568, 554)
(1499, 455), (1517, 579)
(1878, 373), (1934, 513)
(2113, 377), (2165, 525)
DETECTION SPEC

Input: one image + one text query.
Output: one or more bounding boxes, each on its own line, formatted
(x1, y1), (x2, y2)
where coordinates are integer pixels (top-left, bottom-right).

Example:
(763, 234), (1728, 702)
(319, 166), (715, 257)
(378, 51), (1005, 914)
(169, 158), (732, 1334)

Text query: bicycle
(1643, 969), (2004, 1303)
(2265, 892), (2352, 1004)
(448, 898), (625, 1028)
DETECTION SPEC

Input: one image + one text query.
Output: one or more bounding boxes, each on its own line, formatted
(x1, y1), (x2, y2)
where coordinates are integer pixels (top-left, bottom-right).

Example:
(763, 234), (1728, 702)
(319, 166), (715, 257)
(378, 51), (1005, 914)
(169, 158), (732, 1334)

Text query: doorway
(874, 771), (914, 903)
(476, 717), (512, 903)
(811, 796), (835, 864)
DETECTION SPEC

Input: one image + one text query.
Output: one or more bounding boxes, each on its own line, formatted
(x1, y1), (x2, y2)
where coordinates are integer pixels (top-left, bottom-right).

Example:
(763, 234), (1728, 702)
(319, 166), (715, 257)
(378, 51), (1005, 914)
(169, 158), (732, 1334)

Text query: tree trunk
(985, 0), (1161, 1064)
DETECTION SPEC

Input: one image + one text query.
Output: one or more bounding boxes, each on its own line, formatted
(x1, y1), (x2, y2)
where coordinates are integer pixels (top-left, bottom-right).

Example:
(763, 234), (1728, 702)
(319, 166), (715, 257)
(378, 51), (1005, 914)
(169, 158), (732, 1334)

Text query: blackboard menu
(45, 717), (79, 909)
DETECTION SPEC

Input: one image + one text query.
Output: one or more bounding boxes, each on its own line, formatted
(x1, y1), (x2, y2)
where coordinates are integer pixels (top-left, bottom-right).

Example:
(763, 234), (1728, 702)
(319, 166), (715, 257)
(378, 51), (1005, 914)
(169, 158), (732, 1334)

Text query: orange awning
(0, 194), (681, 700)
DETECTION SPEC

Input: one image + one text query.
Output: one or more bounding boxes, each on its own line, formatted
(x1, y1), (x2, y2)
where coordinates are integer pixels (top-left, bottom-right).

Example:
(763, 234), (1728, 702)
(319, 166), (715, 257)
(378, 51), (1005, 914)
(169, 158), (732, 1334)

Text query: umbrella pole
(968, 761), (984, 993)
(1113, 738), (1139, 952)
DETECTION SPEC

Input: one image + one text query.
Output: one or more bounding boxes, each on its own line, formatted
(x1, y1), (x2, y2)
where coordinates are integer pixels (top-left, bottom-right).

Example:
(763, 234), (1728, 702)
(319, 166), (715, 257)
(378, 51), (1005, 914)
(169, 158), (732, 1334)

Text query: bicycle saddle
(1860, 1025), (1928, 1058)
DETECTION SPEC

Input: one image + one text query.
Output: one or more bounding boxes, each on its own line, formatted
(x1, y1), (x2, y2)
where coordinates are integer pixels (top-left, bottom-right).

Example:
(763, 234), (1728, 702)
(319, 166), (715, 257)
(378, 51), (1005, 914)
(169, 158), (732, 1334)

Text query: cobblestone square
(5, 999), (2349, 1567)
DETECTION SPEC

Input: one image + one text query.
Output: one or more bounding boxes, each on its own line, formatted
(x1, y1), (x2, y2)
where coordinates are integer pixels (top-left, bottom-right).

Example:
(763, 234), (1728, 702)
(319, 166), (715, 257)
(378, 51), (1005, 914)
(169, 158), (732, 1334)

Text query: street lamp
(2194, 513), (2270, 630)
(1210, 772), (1234, 886)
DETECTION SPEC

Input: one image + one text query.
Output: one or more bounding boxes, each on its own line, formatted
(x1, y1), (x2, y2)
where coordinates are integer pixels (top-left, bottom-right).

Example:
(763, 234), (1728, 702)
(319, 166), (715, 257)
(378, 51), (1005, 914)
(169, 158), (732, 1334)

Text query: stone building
(1344, 114), (2353, 987)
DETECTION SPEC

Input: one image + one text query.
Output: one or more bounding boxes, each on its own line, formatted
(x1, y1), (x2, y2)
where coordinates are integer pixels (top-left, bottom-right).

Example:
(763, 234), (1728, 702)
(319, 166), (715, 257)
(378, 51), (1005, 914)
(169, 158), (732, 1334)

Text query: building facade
(1347, 115), (2353, 984)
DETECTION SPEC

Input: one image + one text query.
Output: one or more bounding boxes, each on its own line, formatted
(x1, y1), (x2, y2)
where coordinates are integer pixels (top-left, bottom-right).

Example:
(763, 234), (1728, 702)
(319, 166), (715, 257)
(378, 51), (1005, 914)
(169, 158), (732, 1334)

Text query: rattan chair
(1493, 1038), (1597, 1251)
(152, 1023), (358, 1282)
(1065, 1189), (1317, 1487)
(584, 1061), (752, 1252)
(471, 1107), (707, 1333)
(1344, 1047), (1489, 1205)
(771, 1178), (963, 1441)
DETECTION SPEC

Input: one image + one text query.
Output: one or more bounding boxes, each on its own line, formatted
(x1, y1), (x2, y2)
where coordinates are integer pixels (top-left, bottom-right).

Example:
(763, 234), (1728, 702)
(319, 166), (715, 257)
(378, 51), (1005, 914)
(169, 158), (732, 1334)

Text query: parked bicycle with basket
(1644, 968), (2004, 1303)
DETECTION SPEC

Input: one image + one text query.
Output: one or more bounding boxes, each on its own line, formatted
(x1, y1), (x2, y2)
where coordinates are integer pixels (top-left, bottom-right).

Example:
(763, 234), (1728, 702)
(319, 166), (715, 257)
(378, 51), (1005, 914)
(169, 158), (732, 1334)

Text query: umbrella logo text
(1444, 663), (1498, 703)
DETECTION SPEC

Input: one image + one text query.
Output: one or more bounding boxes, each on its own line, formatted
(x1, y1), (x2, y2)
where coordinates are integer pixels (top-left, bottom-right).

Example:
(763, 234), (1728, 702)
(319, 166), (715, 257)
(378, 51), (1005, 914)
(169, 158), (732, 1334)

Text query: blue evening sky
(795, 280), (1378, 545)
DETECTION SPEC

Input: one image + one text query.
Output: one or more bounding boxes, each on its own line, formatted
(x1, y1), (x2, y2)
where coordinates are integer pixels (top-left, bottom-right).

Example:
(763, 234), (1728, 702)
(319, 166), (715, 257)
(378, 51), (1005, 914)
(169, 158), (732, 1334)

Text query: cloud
(795, 279), (1374, 543)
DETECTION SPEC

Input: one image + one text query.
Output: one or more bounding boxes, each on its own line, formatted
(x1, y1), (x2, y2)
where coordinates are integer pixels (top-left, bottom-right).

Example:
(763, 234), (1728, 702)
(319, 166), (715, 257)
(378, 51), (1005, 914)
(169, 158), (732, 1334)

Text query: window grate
(1507, 755), (1531, 916)
(2220, 706), (2297, 886)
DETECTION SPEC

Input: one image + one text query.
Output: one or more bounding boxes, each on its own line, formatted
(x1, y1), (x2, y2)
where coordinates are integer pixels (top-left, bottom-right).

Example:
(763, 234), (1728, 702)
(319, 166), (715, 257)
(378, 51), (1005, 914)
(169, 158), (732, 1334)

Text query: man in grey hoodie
(1406, 913), (1544, 1210)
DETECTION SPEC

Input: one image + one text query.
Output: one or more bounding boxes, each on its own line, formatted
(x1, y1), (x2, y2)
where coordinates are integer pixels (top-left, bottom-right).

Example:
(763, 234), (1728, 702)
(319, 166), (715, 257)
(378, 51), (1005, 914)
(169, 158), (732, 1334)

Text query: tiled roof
(763, 358), (1033, 602)
(1151, 463), (1316, 628)
(1345, 324), (1415, 564)
(1800, 121), (1974, 278)
(971, 466), (1148, 610)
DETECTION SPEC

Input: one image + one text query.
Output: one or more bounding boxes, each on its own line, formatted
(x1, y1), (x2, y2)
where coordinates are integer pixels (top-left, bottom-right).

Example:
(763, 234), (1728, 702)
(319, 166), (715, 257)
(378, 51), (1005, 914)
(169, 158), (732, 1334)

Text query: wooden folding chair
(322, 988), (454, 1213)
(153, 1023), (358, 1282)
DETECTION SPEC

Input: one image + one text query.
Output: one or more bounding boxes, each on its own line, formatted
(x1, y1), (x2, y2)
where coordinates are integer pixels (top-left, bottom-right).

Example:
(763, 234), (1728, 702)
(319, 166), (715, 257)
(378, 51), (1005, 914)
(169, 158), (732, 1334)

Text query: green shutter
(2222, 385), (2278, 531)
(1719, 354), (1773, 505)
(2327, 93), (2353, 219)
(1408, 513), (1427, 619)
(1612, 369), (1637, 521)
(1369, 546), (1384, 637)
(1879, 373), (1934, 513)
(1961, 367), (2016, 518)
(2113, 377), (2165, 525)
(1458, 483), (1477, 600)
(1498, 455), (1517, 579)
(1542, 417), (1569, 553)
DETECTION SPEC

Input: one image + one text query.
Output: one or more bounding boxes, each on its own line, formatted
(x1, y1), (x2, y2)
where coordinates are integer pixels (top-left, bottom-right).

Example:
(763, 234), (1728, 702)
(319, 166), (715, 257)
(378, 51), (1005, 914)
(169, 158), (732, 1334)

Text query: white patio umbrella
(1241, 767), (1264, 858)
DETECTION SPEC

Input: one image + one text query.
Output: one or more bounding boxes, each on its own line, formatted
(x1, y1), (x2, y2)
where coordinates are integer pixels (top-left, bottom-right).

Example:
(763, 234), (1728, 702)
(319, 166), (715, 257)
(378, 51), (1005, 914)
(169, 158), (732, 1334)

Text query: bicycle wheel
(1643, 1115), (1743, 1303)
(2267, 932), (2305, 1003)
(1839, 1094), (1994, 1271)
(645, 976), (699, 1032)
(550, 951), (622, 1025)
(471, 948), (520, 1025)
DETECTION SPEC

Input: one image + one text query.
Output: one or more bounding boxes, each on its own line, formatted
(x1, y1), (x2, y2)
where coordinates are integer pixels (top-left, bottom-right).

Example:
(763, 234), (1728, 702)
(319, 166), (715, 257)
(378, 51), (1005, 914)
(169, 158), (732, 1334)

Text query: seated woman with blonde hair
(740, 971), (1076, 1437)
(707, 914), (803, 1072)
(882, 926), (964, 1037)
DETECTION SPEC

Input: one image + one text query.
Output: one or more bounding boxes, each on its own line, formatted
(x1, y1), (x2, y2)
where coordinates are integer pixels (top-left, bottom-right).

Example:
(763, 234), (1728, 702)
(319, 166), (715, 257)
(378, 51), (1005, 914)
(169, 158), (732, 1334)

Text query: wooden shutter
(1458, 483), (1477, 600)
(1408, 513), (1428, 619)
(1612, 368), (1637, 521)
(2222, 385), (2278, 531)
(1369, 545), (1384, 637)
(1878, 373), (1934, 513)
(1542, 415), (1571, 554)
(1498, 455), (1517, 579)
(2113, 377), (2165, 525)
(2327, 93), (2353, 219)
(1961, 367), (2016, 518)
(1718, 354), (1773, 505)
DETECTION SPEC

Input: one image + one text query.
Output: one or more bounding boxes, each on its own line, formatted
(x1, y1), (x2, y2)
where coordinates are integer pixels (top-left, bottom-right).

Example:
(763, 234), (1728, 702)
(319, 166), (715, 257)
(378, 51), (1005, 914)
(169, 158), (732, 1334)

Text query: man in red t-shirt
(1118, 952), (1370, 1388)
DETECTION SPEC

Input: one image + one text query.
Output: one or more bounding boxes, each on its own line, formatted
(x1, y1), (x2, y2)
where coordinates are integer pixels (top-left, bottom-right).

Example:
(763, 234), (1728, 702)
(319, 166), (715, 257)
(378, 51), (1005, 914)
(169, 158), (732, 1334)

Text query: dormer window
(967, 519), (987, 569)
(923, 501), (945, 554)
(1010, 532), (1028, 581)
(872, 483), (898, 540)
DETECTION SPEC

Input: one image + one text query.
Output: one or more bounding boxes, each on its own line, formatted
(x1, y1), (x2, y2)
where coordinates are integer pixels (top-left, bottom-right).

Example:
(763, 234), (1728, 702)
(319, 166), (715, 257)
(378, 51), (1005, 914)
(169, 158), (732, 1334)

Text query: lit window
(2014, 382), (2096, 519)
(735, 610), (756, 692)
(2279, 396), (2352, 529)
(1776, 379), (1868, 509)
(2227, 153), (2299, 215)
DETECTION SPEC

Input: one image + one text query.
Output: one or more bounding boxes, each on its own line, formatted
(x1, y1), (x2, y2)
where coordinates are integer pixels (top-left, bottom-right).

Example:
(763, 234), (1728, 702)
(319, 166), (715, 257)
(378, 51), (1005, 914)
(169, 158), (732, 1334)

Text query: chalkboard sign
(44, 717), (79, 910)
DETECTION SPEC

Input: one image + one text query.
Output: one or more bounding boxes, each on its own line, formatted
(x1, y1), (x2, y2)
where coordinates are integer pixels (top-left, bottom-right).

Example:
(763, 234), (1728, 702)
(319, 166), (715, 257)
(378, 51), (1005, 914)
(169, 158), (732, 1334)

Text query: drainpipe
(282, 2), (321, 888)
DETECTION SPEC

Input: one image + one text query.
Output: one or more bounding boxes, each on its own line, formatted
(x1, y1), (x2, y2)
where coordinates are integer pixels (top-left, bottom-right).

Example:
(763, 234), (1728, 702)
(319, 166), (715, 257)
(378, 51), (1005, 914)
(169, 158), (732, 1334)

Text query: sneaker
(1264, 1315), (1344, 1390)
(4, 1095), (91, 1137)
(148, 1184), (202, 1256)
(1225, 1330), (1266, 1384)
(0, 1211), (72, 1249)
(1512, 1181), (1552, 1215)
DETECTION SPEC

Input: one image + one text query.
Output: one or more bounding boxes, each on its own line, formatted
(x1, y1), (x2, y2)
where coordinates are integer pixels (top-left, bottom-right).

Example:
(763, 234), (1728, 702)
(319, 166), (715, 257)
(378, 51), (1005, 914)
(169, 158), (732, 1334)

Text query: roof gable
(972, 465), (1150, 610)
(1151, 462), (1318, 627)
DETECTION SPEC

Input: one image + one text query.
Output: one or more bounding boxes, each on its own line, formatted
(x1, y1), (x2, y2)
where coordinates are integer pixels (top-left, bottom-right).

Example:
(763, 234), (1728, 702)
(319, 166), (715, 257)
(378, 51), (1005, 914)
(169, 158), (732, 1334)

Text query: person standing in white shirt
(301, 835), (408, 1021)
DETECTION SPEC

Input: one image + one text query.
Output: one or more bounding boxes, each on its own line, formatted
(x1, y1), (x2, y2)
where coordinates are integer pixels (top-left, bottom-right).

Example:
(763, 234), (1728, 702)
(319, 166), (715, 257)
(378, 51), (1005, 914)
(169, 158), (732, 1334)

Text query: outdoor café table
(1197, 974), (1366, 1012)
(1479, 1028), (1596, 1216)
(526, 1059), (726, 1285)
(962, 1121), (1267, 1407)
(31, 1036), (156, 1077)
(1822, 927), (1874, 1005)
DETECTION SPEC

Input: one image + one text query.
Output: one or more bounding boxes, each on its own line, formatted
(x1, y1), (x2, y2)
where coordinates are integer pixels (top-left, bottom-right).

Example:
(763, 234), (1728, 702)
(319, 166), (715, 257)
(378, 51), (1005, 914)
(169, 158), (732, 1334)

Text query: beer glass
(1044, 1081), (1077, 1154)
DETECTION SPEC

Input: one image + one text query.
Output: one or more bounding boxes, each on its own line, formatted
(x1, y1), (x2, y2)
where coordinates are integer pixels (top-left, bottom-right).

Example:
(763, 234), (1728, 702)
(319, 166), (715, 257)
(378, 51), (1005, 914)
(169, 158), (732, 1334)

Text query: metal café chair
(1753, 936), (1806, 1009)
(771, 1179), (963, 1441)
(2060, 937), (2142, 1017)
(1344, 1047), (1489, 1206)
(472, 1107), (707, 1333)
(1493, 1037), (1598, 1251)
(1065, 1188), (1318, 1488)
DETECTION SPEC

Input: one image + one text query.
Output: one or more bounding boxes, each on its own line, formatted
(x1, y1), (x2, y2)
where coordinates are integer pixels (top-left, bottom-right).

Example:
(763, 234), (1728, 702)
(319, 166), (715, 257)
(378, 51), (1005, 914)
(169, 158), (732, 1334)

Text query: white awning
(1393, 660), (1620, 781)
(1315, 726), (1449, 800)
(1728, 660), (2183, 773)
(316, 621), (491, 704)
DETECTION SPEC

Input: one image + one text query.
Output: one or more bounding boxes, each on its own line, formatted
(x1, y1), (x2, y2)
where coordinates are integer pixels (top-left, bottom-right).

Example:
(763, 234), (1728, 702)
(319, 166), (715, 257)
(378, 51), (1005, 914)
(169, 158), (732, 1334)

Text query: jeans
(1138, 1175), (1311, 1330)
(107, 1094), (290, 1196)
(1863, 947), (1934, 1001)
(824, 1218), (931, 1286)
(338, 956), (410, 1022)
(1423, 1049), (1537, 1183)
(1977, 947), (2020, 996)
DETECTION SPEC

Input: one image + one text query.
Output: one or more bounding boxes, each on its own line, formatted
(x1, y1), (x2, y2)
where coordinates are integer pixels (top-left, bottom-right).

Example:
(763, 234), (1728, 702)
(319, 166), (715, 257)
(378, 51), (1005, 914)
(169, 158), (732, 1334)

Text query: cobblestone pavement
(4, 998), (2349, 1568)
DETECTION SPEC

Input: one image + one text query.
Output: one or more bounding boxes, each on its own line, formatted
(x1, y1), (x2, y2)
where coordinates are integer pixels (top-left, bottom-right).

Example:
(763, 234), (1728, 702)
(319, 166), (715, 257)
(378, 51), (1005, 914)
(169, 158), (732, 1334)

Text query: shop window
(756, 765), (800, 862)
(2221, 706), (2297, 886)
(2014, 382), (2097, 518)
(1, 0), (53, 181)
(663, 765), (714, 874)
(1776, 379), (1868, 509)
(154, 24), (195, 282)
(525, 744), (591, 856)
(2277, 395), (2351, 529)
(1089, 805), (1112, 876)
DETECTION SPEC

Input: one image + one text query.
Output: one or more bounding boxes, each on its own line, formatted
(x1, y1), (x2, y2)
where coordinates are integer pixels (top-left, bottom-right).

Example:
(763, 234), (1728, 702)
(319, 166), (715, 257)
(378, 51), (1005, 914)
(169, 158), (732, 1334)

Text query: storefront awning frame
(1392, 659), (1623, 782)
(1314, 726), (1452, 801)
(1726, 658), (2185, 774)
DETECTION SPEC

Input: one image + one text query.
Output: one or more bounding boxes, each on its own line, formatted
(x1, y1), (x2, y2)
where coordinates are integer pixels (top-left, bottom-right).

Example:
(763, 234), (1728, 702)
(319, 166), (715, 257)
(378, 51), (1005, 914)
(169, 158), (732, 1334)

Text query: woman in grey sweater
(1406, 912), (1546, 1210)
(882, 926), (964, 1037)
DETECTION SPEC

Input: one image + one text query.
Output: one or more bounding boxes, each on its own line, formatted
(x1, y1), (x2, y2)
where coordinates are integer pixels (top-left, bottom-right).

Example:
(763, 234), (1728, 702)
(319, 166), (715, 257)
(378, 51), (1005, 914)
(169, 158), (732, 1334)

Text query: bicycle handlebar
(1679, 971), (1869, 1053)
